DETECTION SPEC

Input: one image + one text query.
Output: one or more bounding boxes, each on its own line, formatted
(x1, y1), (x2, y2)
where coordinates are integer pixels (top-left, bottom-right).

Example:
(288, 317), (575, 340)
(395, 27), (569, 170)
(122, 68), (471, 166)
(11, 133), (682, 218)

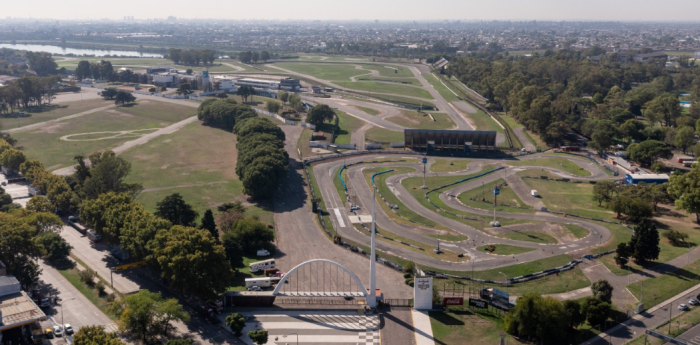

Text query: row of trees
(238, 51), (271, 64)
(196, 98), (257, 131)
(74, 60), (115, 81)
(0, 196), (71, 289)
(168, 48), (216, 66)
(26, 51), (59, 76)
(593, 180), (669, 221)
(0, 75), (61, 113)
(233, 117), (288, 199)
(99, 88), (137, 106)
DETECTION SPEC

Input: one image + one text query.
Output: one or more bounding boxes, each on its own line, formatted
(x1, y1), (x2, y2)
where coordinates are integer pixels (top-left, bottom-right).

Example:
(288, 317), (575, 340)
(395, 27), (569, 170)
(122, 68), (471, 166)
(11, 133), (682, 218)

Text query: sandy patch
(106, 109), (135, 118)
(485, 222), (579, 244)
(162, 139), (172, 143)
(33, 122), (68, 134)
(386, 111), (420, 126)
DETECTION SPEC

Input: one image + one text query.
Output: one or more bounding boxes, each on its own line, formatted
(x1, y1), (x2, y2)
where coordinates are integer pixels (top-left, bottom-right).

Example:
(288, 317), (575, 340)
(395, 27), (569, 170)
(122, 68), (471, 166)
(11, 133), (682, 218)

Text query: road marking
(334, 208), (346, 228)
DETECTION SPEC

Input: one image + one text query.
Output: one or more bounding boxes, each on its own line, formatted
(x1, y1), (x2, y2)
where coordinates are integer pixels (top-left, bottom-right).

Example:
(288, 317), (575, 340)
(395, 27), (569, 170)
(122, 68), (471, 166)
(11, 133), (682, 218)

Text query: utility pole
(421, 157), (427, 189)
(367, 185), (377, 308)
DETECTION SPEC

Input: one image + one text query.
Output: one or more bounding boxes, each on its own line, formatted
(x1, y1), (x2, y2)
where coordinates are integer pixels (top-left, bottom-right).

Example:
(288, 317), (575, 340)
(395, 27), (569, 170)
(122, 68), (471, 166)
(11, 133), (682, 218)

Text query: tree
(151, 226), (233, 301)
(669, 167), (700, 223)
(248, 330), (268, 345)
(216, 92), (228, 99)
(581, 297), (611, 326)
(176, 83), (192, 96)
(222, 235), (243, 268)
(0, 214), (43, 289)
(504, 292), (568, 343)
(120, 206), (171, 261)
(306, 104), (336, 127)
(265, 100), (280, 114)
(26, 196), (54, 213)
(79, 192), (134, 243)
(237, 85), (255, 103)
(628, 140), (673, 167)
(260, 51), (271, 62)
(629, 221), (660, 263)
(591, 279), (614, 304)
(646, 93), (682, 127)
(79, 151), (142, 200)
(589, 120), (620, 153)
(563, 300), (585, 329)
(225, 218), (275, 255)
(154, 193), (198, 226)
(115, 290), (189, 342)
(234, 117), (286, 141)
(26, 52), (58, 76)
(615, 242), (632, 266)
(215, 210), (244, 233)
(278, 91), (289, 104)
(36, 232), (71, 262)
(200, 209), (218, 242)
(72, 325), (125, 345)
(165, 340), (194, 345)
(114, 90), (136, 106)
(675, 126), (696, 154)
(100, 88), (118, 100)
(592, 181), (618, 206)
(693, 143), (700, 159)
(663, 229), (690, 247)
(0, 147), (27, 171)
(225, 313), (246, 336)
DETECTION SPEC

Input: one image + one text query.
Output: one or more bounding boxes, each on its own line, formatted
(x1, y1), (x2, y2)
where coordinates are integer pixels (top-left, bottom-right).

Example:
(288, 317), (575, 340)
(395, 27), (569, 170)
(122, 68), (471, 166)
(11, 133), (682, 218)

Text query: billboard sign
(490, 288), (511, 311)
(443, 297), (464, 306)
(493, 188), (500, 196)
(468, 298), (487, 309)
(422, 158), (428, 164)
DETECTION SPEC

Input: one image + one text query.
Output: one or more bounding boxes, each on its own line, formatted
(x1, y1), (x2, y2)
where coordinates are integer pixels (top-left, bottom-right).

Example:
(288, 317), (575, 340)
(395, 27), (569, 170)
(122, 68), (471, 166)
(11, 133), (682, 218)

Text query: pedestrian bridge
(272, 259), (369, 298)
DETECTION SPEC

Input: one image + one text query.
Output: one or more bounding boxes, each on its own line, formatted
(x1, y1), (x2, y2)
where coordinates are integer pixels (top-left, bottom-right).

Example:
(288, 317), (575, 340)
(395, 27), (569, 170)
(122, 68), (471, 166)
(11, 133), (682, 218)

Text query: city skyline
(5, 0), (700, 22)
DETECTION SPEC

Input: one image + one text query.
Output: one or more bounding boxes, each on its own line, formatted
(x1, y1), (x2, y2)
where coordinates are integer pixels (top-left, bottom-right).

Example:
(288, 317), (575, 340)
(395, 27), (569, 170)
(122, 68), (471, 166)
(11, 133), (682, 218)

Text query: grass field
(13, 100), (194, 169)
(334, 81), (434, 99)
(430, 308), (522, 345)
(520, 175), (612, 219)
(122, 121), (273, 225)
(476, 244), (535, 255)
(334, 110), (365, 145)
(0, 98), (113, 130)
(386, 111), (455, 130)
(425, 74), (461, 102)
(430, 159), (470, 173)
(627, 259), (700, 309)
(353, 105), (380, 116)
(469, 110), (504, 135)
(273, 63), (369, 81)
(361, 167), (457, 234)
(510, 157), (591, 177)
(457, 178), (531, 213)
(365, 127), (404, 143)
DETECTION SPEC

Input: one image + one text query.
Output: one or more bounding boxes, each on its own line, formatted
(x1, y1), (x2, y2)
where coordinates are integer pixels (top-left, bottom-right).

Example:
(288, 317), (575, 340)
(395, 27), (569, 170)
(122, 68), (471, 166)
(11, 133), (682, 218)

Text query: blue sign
(422, 158), (427, 164)
(493, 189), (500, 196)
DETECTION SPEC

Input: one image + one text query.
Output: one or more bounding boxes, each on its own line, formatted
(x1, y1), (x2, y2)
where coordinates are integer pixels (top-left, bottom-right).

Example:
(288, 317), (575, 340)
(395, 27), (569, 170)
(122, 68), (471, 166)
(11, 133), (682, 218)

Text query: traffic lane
(36, 260), (115, 339)
(584, 286), (700, 345)
(59, 224), (141, 294)
(675, 319), (700, 345)
(410, 64), (472, 130)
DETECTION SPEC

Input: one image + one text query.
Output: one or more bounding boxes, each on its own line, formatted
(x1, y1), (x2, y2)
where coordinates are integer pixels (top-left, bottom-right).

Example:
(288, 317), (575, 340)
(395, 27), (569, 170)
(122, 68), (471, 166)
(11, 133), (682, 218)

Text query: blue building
(624, 173), (669, 185)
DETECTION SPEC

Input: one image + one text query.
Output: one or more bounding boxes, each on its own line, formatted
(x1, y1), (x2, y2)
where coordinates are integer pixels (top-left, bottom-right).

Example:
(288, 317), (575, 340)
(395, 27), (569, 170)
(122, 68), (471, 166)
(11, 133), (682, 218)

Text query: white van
(249, 259), (275, 273)
(256, 249), (270, 257)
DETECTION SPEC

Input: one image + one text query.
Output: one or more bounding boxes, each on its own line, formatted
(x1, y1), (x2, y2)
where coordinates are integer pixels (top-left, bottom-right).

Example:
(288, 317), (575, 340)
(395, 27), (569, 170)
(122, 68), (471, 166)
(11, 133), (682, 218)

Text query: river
(0, 43), (163, 58)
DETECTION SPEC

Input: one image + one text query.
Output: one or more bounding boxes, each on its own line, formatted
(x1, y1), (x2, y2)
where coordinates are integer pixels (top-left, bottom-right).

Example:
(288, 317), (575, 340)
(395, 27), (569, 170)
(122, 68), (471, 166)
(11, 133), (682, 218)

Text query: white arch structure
(272, 259), (369, 300)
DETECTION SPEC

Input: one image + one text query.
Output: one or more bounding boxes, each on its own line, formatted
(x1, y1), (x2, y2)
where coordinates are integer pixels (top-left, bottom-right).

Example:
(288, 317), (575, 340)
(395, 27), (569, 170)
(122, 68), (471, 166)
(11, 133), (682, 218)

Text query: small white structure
(413, 276), (434, 310)
(531, 190), (538, 197)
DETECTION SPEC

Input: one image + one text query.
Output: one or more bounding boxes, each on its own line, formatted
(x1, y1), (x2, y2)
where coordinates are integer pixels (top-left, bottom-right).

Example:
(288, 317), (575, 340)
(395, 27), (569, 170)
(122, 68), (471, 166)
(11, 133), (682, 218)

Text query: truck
(531, 190), (538, 197)
(245, 277), (273, 289)
(31, 290), (51, 308)
(249, 259), (275, 273)
(86, 229), (102, 243)
(31, 323), (45, 344)
(68, 216), (88, 234)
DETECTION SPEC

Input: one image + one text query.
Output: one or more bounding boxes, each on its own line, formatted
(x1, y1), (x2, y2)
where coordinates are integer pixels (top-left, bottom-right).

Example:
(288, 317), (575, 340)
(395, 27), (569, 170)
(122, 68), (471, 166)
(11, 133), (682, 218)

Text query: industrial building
(234, 77), (301, 91)
(624, 173), (669, 185)
(0, 275), (47, 344)
(404, 129), (497, 153)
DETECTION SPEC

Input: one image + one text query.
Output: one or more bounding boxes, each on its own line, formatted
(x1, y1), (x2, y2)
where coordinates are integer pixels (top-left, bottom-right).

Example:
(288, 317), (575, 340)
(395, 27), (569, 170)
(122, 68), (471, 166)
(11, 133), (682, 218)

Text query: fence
(254, 108), (296, 125)
(301, 122), (316, 130)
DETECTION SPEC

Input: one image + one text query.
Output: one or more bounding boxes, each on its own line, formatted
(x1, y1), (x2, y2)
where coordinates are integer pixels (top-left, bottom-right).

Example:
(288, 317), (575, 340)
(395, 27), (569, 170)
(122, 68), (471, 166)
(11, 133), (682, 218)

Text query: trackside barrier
(339, 165), (348, 192)
(301, 152), (617, 285)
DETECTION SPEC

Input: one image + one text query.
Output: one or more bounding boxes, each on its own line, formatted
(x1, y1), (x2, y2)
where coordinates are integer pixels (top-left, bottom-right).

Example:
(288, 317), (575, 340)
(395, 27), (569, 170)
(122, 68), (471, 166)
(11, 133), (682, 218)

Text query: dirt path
(221, 62), (245, 72)
(5, 104), (117, 133)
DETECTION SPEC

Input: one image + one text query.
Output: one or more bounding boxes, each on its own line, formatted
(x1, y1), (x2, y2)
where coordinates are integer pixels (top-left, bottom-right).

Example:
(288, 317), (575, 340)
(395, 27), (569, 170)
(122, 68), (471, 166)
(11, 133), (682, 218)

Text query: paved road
(513, 127), (537, 152)
(36, 260), (118, 344)
(274, 126), (413, 299)
(583, 284), (700, 345)
(303, 96), (405, 131)
(5, 104), (118, 134)
(410, 64), (473, 130)
(672, 317), (700, 345)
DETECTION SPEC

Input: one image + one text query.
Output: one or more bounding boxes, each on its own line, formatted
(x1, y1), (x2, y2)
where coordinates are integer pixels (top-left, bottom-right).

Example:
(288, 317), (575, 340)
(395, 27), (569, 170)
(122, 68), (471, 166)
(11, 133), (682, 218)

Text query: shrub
(96, 281), (106, 295)
(405, 278), (414, 287)
(78, 268), (97, 286)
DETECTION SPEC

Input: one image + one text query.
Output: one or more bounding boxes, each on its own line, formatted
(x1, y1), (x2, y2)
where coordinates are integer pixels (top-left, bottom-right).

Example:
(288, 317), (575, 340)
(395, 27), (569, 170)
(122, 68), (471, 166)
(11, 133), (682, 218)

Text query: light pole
(60, 297), (76, 343)
(499, 272), (508, 288)
(421, 157), (427, 189)
(110, 268), (114, 288)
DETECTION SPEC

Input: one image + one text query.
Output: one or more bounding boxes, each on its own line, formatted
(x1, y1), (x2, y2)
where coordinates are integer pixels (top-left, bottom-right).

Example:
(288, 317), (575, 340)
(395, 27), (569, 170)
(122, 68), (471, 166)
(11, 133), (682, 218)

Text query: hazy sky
(6, 0), (700, 21)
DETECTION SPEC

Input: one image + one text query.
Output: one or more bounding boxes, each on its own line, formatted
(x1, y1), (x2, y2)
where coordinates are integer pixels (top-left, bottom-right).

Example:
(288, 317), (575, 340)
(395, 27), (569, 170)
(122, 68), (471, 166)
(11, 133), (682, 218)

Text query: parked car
(64, 324), (74, 335)
(53, 325), (63, 337)
(45, 329), (54, 339)
(679, 304), (690, 311)
(247, 286), (262, 292)
(690, 299), (699, 306)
